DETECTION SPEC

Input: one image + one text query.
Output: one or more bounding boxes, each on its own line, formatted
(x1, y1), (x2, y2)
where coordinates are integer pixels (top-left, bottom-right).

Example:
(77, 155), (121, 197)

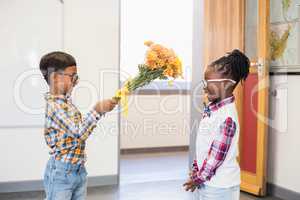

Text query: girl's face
(203, 67), (234, 103)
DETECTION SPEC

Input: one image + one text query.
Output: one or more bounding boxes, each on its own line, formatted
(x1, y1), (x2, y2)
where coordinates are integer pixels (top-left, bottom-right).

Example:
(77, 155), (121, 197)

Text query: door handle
(250, 59), (265, 76)
(250, 61), (263, 67)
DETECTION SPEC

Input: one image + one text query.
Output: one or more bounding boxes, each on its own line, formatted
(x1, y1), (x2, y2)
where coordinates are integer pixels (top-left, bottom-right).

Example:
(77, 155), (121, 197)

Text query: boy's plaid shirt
(192, 96), (237, 186)
(44, 93), (101, 165)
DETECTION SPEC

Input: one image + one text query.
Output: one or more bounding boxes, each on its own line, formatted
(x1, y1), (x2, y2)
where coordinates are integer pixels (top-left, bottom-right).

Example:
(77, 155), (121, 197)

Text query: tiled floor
(0, 151), (282, 200)
(120, 151), (189, 185)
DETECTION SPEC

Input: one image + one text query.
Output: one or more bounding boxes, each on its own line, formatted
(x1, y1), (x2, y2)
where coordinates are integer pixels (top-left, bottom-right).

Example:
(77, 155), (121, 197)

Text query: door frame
(240, 0), (270, 196)
(189, 0), (205, 166)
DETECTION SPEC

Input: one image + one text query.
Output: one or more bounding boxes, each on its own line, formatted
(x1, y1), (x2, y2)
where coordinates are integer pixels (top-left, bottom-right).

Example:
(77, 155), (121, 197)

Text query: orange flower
(144, 40), (154, 47)
(163, 66), (174, 77)
(146, 50), (157, 60)
(144, 41), (183, 78)
(151, 44), (164, 52)
(145, 50), (159, 69)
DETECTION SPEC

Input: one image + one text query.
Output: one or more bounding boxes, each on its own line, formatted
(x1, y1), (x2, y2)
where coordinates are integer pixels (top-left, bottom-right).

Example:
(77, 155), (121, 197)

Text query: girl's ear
(221, 81), (234, 94)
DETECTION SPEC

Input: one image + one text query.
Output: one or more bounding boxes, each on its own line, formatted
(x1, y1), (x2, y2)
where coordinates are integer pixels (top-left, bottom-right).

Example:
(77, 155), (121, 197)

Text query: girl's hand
(183, 178), (197, 192)
(189, 171), (193, 178)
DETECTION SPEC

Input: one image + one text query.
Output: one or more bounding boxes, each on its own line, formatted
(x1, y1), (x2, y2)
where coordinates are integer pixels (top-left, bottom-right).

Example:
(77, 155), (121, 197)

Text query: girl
(184, 49), (250, 200)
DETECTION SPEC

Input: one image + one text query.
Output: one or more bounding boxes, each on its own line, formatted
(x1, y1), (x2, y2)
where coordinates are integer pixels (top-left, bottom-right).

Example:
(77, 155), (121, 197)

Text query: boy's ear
(48, 72), (57, 84)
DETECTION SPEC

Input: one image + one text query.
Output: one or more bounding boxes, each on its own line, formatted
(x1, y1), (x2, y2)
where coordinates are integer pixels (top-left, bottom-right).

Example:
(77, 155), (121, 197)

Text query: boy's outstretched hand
(95, 99), (118, 114)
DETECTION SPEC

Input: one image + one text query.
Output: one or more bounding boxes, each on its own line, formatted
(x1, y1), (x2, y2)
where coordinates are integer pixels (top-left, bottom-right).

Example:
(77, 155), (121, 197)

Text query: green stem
(128, 69), (164, 91)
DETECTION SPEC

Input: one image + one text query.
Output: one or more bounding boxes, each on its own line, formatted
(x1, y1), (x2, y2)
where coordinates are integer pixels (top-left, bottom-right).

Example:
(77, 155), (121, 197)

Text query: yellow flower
(168, 80), (174, 86)
(115, 87), (129, 99)
(114, 86), (129, 116)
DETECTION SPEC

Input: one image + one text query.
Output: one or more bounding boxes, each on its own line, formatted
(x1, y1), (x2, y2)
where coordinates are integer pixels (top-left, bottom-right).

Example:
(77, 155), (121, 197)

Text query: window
(120, 0), (193, 84)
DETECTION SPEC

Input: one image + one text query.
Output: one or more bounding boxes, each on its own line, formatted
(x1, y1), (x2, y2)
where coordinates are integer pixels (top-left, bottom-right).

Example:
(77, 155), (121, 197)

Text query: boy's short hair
(39, 51), (77, 84)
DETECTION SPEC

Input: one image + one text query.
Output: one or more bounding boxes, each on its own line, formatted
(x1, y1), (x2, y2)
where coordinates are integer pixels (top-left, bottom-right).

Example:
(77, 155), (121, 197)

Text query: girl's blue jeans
(197, 184), (240, 200)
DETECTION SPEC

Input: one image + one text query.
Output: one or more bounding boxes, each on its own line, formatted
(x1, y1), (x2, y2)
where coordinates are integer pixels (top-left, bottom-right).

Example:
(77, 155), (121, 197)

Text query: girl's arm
(192, 117), (237, 185)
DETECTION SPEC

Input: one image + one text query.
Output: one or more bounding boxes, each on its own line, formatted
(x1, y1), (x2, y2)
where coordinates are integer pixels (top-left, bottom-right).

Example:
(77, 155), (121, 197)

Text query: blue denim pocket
(53, 167), (72, 185)
(81, 167), (88, 176)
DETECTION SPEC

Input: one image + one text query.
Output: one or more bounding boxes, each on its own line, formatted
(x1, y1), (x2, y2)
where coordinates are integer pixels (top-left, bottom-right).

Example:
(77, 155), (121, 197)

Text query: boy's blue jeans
(43, 157), (88, 200)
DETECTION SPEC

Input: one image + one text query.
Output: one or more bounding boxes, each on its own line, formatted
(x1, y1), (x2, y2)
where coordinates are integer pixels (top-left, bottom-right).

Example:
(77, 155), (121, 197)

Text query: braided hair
(209, 49), (250, 84)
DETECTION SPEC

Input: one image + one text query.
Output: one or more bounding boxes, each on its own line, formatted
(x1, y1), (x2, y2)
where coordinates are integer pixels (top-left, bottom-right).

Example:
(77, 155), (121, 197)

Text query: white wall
(268, 75), (300, 193)
(121, 94), (190, 149)
(0, 0), (119, 185)
(0, 0), (62, 126)
(63, 0), (120, 177)
(0, 128), (48, 182)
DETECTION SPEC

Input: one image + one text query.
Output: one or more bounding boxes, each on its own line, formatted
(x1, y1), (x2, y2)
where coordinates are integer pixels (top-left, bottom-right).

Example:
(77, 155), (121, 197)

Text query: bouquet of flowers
(113, 41), (183, 116)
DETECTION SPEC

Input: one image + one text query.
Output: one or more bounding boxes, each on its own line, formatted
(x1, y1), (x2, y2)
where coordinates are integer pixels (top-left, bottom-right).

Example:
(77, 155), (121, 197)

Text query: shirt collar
(45, 92), (72, 102)
(207, 95), (235, 112)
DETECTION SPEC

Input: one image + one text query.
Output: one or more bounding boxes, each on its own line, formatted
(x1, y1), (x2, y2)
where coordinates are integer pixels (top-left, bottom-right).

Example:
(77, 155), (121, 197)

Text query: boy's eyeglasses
(57, 72), (79, 84)
(201, 79), (236, 88)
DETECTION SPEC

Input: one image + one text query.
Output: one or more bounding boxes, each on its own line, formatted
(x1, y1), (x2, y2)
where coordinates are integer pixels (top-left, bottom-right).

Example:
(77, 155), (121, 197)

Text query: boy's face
(51, 66), (78, 95)
(203, 67), (232, 103)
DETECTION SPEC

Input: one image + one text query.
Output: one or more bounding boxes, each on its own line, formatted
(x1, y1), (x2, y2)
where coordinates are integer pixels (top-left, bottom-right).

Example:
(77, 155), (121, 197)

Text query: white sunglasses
(201, 79), (237, 88)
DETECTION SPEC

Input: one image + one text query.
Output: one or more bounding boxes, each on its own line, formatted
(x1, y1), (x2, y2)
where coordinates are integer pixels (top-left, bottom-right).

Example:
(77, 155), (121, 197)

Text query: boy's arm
(192, 117), (237, 185)
(47, 102), (102, 141)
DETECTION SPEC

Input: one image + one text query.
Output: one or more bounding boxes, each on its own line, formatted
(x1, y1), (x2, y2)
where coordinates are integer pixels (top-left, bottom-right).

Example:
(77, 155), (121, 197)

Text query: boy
(184, 49), (250, 200)
(40, 51), (118, 200)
